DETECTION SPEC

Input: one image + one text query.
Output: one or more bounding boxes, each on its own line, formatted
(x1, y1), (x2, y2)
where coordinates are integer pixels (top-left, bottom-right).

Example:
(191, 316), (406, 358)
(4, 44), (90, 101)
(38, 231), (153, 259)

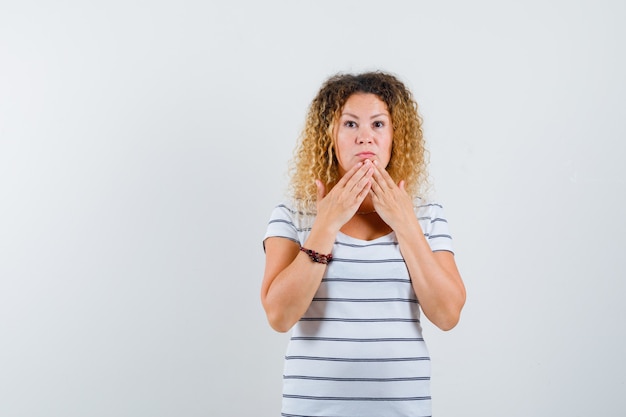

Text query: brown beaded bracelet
(300, 246), (333, 264)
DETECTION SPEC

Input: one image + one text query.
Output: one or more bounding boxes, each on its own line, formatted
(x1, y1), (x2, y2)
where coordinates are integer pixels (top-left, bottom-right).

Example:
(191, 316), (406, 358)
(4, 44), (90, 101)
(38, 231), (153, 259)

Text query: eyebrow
(341, 112), (390, 119)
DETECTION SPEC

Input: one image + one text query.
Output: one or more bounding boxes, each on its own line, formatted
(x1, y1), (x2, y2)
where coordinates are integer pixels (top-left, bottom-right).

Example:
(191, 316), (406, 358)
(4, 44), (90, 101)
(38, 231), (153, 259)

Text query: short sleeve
(263, 203), (303, 249)
(416, 202), (454, 254)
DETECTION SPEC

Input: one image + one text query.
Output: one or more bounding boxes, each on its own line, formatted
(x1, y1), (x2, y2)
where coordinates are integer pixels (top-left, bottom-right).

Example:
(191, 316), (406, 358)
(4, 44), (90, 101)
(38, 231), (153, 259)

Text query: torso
(283, 228), (431, 416)
(264, 199), (454, 417)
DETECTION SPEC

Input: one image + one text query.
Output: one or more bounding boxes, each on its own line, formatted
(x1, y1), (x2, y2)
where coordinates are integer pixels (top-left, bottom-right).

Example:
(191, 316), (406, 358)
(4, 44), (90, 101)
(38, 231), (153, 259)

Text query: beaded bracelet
(300, 246), (333, 264)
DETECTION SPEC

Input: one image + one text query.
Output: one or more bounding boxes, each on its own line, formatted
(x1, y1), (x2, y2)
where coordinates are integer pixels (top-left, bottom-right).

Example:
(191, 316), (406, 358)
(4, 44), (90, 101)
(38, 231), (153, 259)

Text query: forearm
(395, 218), (466, 330)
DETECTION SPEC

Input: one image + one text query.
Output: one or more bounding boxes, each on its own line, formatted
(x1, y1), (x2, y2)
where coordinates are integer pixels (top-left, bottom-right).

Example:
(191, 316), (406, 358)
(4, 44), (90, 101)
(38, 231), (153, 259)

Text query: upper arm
(433, 250), (460, 276)
(433, 250), (466, 299)
(261, 236), (300, 301)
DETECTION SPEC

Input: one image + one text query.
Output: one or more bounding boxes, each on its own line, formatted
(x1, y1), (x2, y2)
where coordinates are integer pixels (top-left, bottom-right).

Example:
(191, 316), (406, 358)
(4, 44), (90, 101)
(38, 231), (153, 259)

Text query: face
(334, 93), (393, 176)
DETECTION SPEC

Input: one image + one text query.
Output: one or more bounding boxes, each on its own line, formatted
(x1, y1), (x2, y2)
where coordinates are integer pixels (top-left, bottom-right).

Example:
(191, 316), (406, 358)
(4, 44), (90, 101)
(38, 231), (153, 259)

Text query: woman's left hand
(369, 160), (415, 231)
(370, 160), (465, 331)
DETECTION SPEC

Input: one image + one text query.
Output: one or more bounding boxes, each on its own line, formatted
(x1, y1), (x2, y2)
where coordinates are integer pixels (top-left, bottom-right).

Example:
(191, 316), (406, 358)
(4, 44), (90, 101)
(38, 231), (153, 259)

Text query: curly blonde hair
(288, 71), (429, 210)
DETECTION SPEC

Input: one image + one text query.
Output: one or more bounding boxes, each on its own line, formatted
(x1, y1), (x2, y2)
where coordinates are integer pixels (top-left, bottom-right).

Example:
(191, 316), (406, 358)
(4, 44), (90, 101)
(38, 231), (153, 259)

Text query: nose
(356, 127), (373, 144)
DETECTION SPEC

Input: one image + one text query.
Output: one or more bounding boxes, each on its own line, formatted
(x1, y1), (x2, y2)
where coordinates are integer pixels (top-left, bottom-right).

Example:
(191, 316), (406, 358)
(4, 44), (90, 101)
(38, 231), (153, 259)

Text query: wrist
(311, 216), (342, 239)
(300, 246), (333, 264)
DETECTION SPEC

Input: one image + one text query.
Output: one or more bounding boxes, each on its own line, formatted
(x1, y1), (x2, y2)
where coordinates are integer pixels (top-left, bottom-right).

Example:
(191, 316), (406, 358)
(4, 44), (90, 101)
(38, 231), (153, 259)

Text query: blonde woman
(261, 71), (466, 416)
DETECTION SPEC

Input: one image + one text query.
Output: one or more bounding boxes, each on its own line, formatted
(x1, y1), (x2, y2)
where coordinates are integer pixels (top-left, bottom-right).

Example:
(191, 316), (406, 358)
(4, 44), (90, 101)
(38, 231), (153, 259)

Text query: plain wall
(1, 1), (625, 416)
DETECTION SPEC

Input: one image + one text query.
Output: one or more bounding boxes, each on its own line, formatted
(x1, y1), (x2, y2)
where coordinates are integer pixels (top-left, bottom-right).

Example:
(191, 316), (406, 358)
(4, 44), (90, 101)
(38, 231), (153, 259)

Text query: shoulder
(413, 198), (454, 253)
(268, 200), (314, 221)
(266, 199), (316, 232)
(413, 198), (447, 220)
(270, 201), (298, 217)
(264, 200), (316, 246)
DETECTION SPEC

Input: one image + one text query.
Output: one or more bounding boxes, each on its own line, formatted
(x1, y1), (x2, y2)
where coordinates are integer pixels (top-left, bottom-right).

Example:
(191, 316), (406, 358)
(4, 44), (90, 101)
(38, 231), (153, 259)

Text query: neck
(356, 198), (375, 215)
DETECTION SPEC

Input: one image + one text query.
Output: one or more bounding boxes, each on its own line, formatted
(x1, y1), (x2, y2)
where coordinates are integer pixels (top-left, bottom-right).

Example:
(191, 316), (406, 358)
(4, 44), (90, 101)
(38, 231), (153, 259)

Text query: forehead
(341, 93), (389, 115)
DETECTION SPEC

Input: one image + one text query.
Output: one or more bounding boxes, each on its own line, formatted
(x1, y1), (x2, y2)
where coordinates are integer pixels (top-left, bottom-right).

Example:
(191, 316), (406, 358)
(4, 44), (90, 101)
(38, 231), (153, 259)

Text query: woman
(261, 71), (466, 417)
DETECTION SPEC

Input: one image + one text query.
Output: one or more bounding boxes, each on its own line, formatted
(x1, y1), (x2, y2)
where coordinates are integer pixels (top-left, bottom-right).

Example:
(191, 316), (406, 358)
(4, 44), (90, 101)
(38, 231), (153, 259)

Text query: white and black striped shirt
(264, 201), (454, 417)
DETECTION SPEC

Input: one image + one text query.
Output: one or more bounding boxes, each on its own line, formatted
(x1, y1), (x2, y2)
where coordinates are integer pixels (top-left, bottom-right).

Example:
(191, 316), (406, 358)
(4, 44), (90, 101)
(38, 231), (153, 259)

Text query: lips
(357, 152), (375, 159)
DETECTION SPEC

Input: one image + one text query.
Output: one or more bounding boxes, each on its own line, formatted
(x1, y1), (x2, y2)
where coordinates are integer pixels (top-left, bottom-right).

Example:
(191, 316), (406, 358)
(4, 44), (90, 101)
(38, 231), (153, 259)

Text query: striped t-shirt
(264, 201), (454, 417)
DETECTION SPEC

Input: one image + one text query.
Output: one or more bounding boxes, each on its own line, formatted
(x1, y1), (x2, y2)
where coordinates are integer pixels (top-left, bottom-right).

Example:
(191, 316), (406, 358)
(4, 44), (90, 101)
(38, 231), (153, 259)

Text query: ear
(315, 180), (326, 200)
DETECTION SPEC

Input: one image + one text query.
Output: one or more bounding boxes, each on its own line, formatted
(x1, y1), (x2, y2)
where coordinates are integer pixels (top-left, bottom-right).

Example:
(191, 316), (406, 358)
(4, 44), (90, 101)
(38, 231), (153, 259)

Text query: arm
(261, 160), (375, 332)
(395, 220), (465, 330)
(370, 161), (466, 330)
(261, 230), (334, 333)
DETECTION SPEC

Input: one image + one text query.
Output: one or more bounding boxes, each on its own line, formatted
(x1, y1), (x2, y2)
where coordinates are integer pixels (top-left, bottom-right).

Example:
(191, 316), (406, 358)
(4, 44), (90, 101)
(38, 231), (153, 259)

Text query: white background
(1, 1), (625, 416)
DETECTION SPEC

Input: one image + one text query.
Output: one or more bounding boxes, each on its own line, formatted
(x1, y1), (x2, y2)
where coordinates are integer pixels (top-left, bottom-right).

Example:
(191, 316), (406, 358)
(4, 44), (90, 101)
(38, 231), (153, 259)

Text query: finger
(350, 174), (372, 204)
(356, 180), (372, 202)
(369, 163), (387, 190)
(352, 171), (373, 197)
(341, 160), (374, 193)
(370, 177), (382, 196)
(372, 160), (396, 187)
(350, 164), (375, 195)
(369, 168), (390, 197)
(369, 179), (388, 204)
(335, 161), (365, 188)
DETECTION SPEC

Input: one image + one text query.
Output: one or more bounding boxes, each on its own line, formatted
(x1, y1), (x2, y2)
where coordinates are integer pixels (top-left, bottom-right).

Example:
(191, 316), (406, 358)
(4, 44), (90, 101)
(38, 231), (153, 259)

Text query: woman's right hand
(314, 159), (374, 232)
(261, 160), (375, 332)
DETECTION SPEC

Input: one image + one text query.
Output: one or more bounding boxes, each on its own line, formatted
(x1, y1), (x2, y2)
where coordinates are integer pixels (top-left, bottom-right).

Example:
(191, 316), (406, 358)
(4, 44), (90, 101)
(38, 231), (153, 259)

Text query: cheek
(334, 134), (349, 158)
(384, 133), (393, 155)
(332, 135), (348, 171)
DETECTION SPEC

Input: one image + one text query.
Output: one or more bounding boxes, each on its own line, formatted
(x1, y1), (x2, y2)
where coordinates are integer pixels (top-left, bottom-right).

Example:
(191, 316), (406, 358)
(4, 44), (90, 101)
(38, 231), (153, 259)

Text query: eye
(373, 121), (385, 128)
(344, 121), (357, 128)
